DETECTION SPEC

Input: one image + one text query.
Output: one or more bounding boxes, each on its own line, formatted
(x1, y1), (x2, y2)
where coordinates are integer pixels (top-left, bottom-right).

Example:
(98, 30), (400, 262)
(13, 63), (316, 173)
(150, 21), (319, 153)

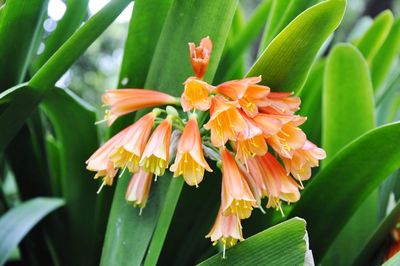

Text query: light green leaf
(354, 199), (400, 265)
(371, 18), (400, 91)
(0, 0), (131, 152)
(0, 197), (64, 266)
(259, 0), (319, 53)
(258, 0), (289, 55)
(289, 122), (400, 262)
(247, 0), (346, 93)
(323, 43), (375, 162)
(198, 218), (307, 265)
(355, 10), (393, 62)
(0, 0), (48, 91)
(298, 59), (325, 145)
(214, 0), (272, 83)
(321, 43), (377, 266)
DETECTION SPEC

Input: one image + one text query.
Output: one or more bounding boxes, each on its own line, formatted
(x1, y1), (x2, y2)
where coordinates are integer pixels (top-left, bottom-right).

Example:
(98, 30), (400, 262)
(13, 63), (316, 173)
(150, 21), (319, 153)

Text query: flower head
(109, 113), (156, 173)
(216, 76), (270, 117)
(102, 89), (177, 125)
(170, 116), (212, 186)
(206, 207), (243, 258)
(126, 169), (153, 211)
(189, 37), (212, 79)
(181, 77), (213, 112)
(204, 96), (246, 147)
(140, 118), (172, 177)
(220, 148), (256, 219)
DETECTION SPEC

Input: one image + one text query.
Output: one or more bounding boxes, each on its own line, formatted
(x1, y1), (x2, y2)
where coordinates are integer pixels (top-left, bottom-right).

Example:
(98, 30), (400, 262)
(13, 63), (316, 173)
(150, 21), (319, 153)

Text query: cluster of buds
(86, 37), (326, 256)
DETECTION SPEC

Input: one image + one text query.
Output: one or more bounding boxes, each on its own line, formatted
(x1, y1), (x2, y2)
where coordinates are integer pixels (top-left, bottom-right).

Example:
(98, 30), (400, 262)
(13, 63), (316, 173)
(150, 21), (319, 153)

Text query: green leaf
(214, 0), (272, 83)
(0, 197), (64, 265)
(198, 218), (307, 265)
(289, 122), (400, 262)
(0, 0), (48, 91)
(40, 87), (103, 265)
(101, 1), (238, 265)
(371, 18), (400, 91)
(355, 10), (393, 63)
(32, 0), (90, 71)
(323, 43), (375, 162)
(321, 43), (377, 265)
(246, 0), (346, 93)
(258, 0), (289, 54)
(0, 0), (131, 152)
(258, 0), (319, 53)
(117, 0), (173, 89)
(298, 59), (325, 145)
(354, 199), (400, 265)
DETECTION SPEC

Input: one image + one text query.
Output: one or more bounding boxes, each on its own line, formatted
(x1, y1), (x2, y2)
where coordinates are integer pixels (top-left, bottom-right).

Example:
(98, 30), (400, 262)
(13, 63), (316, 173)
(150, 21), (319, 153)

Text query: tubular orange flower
(189, 36), (212, 79)
(220, 148), (256, 219)
(235, 111), (268, 164)
(140, 118), (172, 177)
(204, 96), (246, 147)
(267, 116), (307, 158)
(170, 116), (212, 186)
(247, 154), (300, 212)
(259, 92), (301, 115)
(216, 76), (270, 117)
(206, 207), (243, 258)
(282, 140), (326, 183)
(181, 77), (214, 112)
(102, 89), (177, 125)
(252, 113), (282, 136)
(125, 169), (153, 211)
(109, 113), (156, 173)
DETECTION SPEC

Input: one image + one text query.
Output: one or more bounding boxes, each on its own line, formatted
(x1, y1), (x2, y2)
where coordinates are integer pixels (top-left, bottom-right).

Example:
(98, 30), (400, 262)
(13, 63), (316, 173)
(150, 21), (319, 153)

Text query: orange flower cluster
(86, 37), (325, 256)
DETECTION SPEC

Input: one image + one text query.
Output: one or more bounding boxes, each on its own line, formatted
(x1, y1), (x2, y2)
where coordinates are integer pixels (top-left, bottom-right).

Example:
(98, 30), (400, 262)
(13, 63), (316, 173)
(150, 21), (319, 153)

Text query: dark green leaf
(0, 0), (131, 152)
(0, 0), (48, 91)
(32, 0), (90, 71)
(0, 197), (64, 265)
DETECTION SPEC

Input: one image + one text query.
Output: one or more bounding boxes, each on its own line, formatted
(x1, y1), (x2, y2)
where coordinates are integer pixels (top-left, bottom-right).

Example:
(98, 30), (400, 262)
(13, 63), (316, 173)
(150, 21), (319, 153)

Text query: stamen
(96, 180), (106, 194)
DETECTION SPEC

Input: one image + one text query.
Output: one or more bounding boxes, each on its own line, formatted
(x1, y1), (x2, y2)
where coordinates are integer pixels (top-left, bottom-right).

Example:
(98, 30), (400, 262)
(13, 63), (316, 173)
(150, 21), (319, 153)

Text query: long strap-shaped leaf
(0, 0), (131, 152)
(32, 0), (90, 71)
(198, 218), (307, 265)
(0, 0), (48, 91)
(289, 122), (400, 262)
(246, 0), (345, 93)
(321, 43), (377, 265)
(0, 197), (65, 265)
(40, 87), (103, 265)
